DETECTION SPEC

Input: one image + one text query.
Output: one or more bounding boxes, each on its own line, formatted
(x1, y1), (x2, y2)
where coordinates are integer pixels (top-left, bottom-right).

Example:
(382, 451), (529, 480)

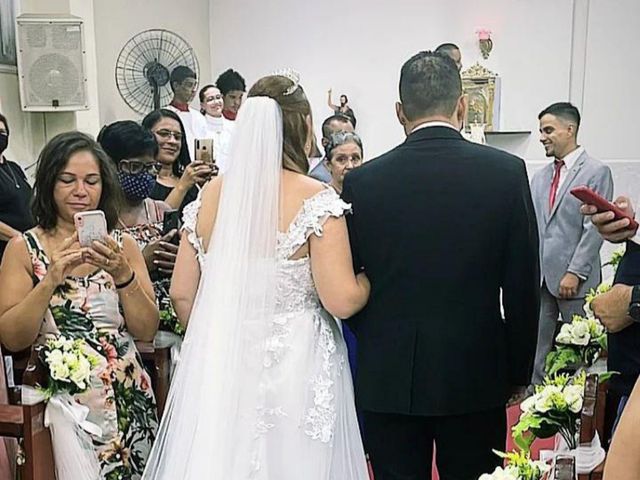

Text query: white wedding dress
(142, 97), (368, 479)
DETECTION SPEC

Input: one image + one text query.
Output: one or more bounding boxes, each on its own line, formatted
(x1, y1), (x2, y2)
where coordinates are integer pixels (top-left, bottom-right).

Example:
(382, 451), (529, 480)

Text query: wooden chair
(0, 349), (55, 480)
(135, 341), (172, 418)
(577, 373), (607, 480)
(0, 341), (171, 480)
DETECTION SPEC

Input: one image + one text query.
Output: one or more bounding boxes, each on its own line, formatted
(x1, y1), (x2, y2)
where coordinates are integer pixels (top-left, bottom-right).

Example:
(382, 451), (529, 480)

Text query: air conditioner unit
(15, 14), (89, 112)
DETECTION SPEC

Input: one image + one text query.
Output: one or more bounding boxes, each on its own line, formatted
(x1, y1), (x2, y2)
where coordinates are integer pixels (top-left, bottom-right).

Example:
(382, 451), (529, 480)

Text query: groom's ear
(395, 102), (407, 126)
(456, 94), (468, 130)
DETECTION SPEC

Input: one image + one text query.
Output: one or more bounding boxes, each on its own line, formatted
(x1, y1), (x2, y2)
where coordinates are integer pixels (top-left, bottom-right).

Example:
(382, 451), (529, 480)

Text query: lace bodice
(182, 187), (351, 314)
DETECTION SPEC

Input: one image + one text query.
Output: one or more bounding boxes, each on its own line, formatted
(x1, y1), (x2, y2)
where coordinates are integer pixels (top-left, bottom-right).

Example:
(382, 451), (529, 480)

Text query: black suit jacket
(342, 126), (540, 416)
(610, 241), (640, 396)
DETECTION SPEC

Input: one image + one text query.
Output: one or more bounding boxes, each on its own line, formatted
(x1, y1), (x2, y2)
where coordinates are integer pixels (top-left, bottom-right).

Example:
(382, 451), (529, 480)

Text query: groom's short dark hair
(399, 51), (461, 121)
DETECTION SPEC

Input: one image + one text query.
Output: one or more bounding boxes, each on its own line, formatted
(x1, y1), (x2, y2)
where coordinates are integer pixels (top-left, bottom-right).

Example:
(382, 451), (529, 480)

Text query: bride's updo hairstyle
(248, 75), (312, 174)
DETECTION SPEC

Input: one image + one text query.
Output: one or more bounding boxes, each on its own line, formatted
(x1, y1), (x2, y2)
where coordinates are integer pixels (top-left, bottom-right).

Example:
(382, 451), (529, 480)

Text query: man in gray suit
(530, 102), (614, 384)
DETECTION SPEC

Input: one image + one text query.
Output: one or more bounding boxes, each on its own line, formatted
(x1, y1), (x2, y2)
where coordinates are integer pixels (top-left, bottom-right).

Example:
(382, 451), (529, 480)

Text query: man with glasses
(166, 66), (208, 160)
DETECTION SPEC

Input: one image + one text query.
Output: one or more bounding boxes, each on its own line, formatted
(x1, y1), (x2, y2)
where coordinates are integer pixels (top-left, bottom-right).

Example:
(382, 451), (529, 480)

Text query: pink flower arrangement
(476, 28), (492, 41)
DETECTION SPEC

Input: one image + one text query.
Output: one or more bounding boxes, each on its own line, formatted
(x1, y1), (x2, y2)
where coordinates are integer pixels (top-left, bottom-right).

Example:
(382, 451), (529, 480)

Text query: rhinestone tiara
(272, 68), (301, 96)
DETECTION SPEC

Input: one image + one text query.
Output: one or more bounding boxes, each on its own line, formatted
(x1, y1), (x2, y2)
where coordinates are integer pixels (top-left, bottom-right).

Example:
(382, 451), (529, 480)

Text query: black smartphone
(162, 210), (181, 245)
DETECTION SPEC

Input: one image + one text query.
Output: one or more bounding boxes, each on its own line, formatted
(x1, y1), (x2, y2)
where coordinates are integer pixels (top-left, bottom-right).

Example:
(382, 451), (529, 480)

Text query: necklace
(0, 161), (20, 189)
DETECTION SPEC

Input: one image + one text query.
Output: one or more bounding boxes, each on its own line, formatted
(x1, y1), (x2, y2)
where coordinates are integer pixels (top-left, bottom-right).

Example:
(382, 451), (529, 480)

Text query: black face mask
(0, 135), (7, 156)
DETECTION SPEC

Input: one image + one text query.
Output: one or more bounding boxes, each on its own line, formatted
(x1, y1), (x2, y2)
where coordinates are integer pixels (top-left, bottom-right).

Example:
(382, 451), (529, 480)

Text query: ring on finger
(105, 258), (110, 267)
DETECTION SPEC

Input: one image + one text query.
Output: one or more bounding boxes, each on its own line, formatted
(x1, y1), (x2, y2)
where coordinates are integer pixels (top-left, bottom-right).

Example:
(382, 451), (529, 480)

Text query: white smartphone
(74, 210), (108, 247)
(194, 138), (215, 164)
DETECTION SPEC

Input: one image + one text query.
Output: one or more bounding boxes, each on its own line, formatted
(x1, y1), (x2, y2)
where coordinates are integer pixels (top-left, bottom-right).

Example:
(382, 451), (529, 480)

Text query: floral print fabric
(23, 231), (157, 480)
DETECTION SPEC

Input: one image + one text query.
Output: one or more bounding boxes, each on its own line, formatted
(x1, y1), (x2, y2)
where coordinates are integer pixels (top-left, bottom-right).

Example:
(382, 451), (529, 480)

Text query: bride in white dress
(142, 74), (371, 479)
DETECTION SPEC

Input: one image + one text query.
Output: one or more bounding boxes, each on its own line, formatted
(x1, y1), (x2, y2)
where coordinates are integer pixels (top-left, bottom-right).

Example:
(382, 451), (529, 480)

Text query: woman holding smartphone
(0, 132), (159, 479)
(142, 109), (215, 212)
(98, 120), (183, 337)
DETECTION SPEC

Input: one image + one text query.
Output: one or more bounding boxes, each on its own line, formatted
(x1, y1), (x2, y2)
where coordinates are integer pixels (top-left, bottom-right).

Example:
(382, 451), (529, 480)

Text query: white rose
(535, 386), (562, 413)
(62, 352), (78, 368)
(564, 385), (584, 413)
(570, 322), (590, 346)
(556, 323), (574, 344)
(69, 356), (92, 390)
(46, 349), (63, 363)
(49, 360), (70, 382)
(520, 395), (536, 413)
(587, 318), (605, 338)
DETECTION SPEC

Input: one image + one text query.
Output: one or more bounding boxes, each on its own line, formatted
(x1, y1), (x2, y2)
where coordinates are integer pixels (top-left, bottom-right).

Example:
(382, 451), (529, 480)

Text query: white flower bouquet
(513, 372), (586, 451)
(38, 335), (98, 397)
(545, 315), (607, 376)
(478, 450), (551, 480)
(583, 281), (612, 318)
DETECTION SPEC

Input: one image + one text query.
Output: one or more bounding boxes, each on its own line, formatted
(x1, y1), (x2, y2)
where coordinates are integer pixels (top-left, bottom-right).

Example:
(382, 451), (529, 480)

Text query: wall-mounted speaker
(16, 14), (89, 112)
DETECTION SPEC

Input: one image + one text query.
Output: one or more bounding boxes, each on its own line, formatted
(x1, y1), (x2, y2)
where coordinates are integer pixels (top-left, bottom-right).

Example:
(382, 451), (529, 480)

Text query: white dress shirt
(556, 146), (585, 190)
(410, 121), (458, 134)
(204, 115), (234, 173)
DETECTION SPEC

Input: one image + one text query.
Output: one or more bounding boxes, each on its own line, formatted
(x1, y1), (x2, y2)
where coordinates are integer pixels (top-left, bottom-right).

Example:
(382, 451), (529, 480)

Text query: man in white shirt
(530, 102), (613, 384)
(165, 66), (208, 161)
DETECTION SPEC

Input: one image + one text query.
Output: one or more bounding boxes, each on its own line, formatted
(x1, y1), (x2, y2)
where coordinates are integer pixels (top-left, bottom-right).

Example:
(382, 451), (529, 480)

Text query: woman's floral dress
(117, 223), (183, 338)
(24, 231), (158, 480)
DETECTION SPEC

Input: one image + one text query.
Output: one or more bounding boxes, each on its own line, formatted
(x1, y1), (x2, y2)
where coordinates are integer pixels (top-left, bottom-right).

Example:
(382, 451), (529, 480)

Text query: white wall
(210, 0), (576, 161)
(93, 0), (212, 126)
(210, 0), (640, 168)
(0, 72), (45, 171)
(2, 0), (639, 181)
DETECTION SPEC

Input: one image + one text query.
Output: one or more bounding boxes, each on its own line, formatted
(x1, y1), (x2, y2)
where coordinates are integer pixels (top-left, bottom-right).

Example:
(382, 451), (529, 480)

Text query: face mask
(118, 171), (155, 202)
(0, 135), (7, 156)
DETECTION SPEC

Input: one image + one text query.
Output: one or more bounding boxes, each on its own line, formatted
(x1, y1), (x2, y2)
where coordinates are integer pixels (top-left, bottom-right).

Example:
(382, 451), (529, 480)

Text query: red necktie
(549, 159), (565, 211)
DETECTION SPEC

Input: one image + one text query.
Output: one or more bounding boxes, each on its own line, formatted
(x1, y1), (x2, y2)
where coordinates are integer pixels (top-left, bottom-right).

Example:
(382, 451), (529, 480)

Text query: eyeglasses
(154, 129), (183, 142)
(119, 159), (161, 175)
(332, 154), (362, 165)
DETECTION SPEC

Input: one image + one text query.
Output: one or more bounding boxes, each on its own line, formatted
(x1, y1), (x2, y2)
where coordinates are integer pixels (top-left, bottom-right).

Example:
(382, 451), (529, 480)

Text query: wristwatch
(628, 285), (640, 321)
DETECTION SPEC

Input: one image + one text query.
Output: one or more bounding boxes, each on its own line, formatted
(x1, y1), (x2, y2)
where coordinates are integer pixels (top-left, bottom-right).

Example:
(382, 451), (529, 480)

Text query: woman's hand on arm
(310, 216), (370, 319)
(142, 229), (179, 274)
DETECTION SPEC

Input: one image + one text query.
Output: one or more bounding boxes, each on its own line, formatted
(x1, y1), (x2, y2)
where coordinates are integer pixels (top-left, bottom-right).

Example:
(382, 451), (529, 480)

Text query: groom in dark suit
(342, 51), (540, 479)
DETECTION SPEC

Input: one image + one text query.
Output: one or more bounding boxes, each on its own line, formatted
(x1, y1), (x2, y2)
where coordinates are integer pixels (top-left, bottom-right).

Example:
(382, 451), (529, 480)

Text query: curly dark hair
(32, 131), (122, 231)
(216, 69), (246, 95)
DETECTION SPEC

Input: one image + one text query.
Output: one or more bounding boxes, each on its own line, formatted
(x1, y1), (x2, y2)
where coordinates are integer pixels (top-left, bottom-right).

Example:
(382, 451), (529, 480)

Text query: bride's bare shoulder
(283, 170), (326, 200)
(200, 176), (223, 208)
